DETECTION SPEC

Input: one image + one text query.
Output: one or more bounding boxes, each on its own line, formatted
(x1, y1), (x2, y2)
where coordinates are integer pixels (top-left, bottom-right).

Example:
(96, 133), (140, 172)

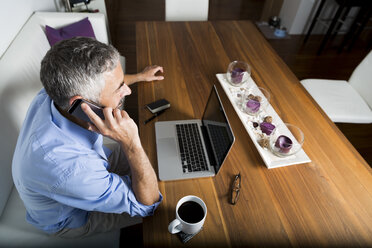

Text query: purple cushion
(45, 17), (96, 46)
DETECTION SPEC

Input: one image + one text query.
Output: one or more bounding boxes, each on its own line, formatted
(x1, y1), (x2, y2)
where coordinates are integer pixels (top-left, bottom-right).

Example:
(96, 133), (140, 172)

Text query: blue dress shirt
(12, 89), (162, 234)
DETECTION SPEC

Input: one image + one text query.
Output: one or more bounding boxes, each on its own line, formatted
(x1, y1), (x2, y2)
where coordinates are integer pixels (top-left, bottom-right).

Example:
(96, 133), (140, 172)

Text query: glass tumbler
(269, 123), (304, 157)
(240, 87), (270, 117)
(226, 61), (251, 87)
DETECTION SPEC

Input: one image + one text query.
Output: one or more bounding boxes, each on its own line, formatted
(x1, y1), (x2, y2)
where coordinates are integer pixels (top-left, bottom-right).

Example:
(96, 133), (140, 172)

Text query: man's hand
(139, 65), (164, 82)
(124, 65), (164, 85)
(82, 104), (141, 151)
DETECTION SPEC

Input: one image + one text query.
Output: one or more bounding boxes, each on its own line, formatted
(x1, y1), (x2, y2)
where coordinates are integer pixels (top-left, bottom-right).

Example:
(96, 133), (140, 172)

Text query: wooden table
(136, 21), (372, 247)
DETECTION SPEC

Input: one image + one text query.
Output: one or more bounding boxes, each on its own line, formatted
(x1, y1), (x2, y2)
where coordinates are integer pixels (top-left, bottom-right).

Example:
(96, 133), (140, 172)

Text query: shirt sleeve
(50, 158), (162, 217)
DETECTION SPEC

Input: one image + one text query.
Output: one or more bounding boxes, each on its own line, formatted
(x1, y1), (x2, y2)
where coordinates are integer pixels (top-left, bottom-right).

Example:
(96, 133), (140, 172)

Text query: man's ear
(69, 96), (83, 107)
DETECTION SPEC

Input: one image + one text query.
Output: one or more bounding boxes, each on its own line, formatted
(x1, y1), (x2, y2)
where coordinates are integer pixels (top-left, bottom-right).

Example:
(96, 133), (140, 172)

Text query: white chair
(301, 50), (372, 123)
(165, 0), (209, 21)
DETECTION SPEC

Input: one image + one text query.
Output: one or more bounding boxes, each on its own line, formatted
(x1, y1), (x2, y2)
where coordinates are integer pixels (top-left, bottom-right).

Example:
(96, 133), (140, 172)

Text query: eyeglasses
(231, 173), (241, 205)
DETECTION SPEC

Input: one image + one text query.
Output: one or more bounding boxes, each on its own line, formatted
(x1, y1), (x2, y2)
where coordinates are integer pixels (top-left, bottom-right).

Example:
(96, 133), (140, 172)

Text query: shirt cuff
(123, 175), (163, 217)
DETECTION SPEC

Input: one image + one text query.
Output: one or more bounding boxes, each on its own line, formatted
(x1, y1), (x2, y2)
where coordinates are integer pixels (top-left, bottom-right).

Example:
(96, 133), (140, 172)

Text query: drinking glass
(226, 61), (251, 87)
(269, 123), (304, 157)
(240, 87), (270, 117)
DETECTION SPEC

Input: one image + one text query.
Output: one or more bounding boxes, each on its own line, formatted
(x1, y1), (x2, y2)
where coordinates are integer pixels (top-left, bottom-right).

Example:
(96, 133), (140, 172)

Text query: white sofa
(0, 12), (124, 247)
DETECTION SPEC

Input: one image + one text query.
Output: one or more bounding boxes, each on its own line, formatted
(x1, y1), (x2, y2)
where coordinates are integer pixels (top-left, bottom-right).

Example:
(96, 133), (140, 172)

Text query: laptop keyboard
(176, 124), (208, 173)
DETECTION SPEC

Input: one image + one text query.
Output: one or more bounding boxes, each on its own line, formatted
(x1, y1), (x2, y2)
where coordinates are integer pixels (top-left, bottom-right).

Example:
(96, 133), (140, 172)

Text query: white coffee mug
(168, 195), (207, 235)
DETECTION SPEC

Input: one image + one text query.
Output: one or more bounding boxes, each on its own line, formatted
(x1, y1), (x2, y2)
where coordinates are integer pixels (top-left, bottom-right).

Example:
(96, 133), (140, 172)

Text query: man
(12, 37), (163, 238)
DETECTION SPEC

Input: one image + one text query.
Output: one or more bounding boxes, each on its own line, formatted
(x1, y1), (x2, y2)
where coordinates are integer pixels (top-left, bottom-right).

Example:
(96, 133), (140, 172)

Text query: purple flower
(260, 122), (275, 135)
(275, 135), (293, 153)
(231, 68), (245, 84)
(246, 99), (260, 113)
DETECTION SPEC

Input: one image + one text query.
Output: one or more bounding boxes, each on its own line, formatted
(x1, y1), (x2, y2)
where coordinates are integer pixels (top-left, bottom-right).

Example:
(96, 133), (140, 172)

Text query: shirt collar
(51, 101), (101, 151)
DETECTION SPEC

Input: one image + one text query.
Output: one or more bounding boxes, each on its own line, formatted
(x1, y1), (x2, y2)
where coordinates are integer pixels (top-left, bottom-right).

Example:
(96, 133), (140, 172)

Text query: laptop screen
(202, 85), (235, 173)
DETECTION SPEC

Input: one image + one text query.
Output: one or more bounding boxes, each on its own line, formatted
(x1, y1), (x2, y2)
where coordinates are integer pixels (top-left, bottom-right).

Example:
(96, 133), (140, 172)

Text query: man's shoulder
(13, 88), (108, 187)
(31, 88), (49, 106)
(23, 88), (51, 127)
(13, 88), (87, 175)
(19, 88), (75, 152)
(12, 130), (97, 188)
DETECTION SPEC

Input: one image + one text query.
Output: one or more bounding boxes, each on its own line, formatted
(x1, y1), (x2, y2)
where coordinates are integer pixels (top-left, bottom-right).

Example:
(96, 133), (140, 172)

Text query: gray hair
(40, 37), (120, 110)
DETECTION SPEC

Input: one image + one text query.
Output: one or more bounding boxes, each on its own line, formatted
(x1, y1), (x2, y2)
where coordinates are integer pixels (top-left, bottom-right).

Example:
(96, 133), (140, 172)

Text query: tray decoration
(216, 73), (311, 169)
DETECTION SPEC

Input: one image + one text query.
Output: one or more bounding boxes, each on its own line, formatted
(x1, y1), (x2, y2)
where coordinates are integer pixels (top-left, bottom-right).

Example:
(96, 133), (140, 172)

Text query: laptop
(155, 85), (235, 181)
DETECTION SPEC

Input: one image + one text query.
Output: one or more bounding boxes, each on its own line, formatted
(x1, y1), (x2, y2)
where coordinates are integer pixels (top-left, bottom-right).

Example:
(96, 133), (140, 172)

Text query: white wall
(279, 0), (316, 34)
(290, 0), (316, 34)
(279, 0), (300, 34)
(0, 0), (63, 57)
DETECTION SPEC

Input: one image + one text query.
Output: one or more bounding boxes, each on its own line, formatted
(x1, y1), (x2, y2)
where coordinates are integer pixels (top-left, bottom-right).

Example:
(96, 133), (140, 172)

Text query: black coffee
(178, 201), (204, 223)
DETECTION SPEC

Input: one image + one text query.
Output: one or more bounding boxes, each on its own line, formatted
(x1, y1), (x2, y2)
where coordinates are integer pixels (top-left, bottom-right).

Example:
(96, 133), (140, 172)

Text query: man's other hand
(139, 65), (164, 82)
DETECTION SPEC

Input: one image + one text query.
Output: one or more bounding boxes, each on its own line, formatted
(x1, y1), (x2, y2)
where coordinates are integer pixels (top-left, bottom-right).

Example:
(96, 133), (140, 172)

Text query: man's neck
(55, 103), (90, 130)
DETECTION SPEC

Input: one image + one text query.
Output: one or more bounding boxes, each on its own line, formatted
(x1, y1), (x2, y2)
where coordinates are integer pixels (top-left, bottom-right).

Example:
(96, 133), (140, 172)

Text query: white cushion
(0, 187), (119, 248)
(349, 50), (372, 109)
(166, 0), (209, 21)
(301, 79), (372, 123)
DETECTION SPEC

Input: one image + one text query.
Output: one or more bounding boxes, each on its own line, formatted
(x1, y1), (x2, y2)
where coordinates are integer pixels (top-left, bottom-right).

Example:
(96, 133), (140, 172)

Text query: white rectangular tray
(216, 73), (311, 169)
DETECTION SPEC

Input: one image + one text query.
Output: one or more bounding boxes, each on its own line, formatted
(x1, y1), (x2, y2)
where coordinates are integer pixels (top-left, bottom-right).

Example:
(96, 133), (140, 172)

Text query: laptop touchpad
(158, 138), (178, 158)
(157, 137), (183, 180)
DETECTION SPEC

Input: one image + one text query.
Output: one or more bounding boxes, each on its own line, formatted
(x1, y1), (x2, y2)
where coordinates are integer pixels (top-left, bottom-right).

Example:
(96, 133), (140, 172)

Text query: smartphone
(146, 99), (170, 114)
(68, 99), (105, 123)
